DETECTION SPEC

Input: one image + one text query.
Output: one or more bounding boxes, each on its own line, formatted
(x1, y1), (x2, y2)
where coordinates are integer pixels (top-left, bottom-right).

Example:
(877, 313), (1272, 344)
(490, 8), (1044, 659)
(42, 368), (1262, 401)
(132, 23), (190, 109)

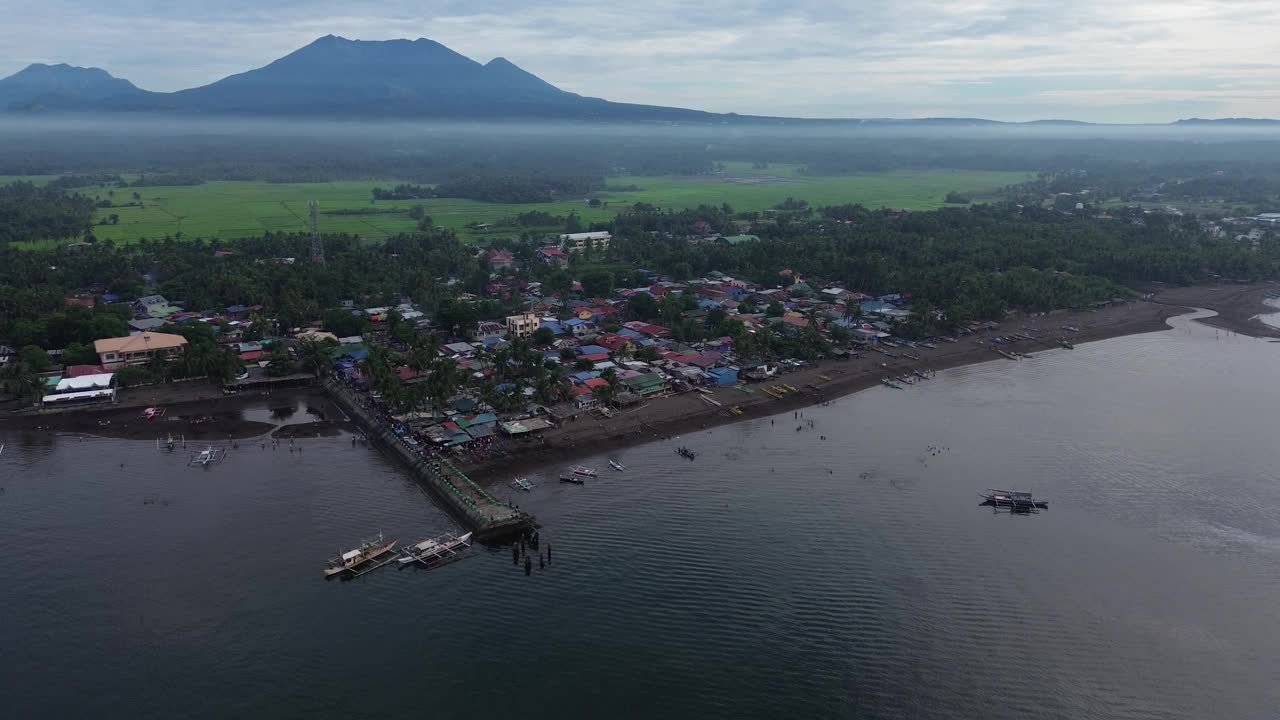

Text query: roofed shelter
(94, 332), (188, 369)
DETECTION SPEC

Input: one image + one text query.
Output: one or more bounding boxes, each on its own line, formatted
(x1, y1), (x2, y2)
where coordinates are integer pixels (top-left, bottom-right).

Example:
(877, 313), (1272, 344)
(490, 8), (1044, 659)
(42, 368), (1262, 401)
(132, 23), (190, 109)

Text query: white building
(505, 312), (540, 339)
(560, 231), (612, 253)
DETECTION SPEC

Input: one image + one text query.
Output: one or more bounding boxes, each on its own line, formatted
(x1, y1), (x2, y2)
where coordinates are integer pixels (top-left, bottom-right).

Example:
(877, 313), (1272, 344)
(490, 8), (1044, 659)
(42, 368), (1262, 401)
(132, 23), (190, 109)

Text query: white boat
(325, 532), (398, 577)
(188, 446), (224, 466)
(397, 532), (473, 565)
(512, 478), (533, 492)
(571, 465), (597, 477)
(609, 460), (626, 472)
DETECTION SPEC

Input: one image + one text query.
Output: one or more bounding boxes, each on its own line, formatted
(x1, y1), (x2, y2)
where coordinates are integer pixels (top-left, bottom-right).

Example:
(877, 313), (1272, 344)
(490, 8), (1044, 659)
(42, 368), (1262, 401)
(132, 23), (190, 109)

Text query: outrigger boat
(512, 477), (533, 492)
(609, 460), (626, 472)
(918, 342), (938, 349)
(188, 446), (224, 467)
(559, 473), (585, 484)
(1058, 339), (1074, 350)
(880, 378), (904, 390)
(397, 531), (472, 566)
(676, 446), (697, 460)
(570, 465), (597, 477)
(980, 489), (1048, 512)
(324, 532), (398, 577)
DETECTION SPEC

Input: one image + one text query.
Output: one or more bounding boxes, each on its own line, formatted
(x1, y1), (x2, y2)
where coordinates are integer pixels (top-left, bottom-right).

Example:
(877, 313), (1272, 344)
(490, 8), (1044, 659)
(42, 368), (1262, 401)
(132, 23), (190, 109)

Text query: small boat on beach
(397, 531), (472, 566)
(996, 349), (1020, 361)
(570, 465), (597, 477)
(676, 446), (697, 460)
(903, 352), (921, 361)
(1058, 339), (1074, 350)
(1061, 325), (1080, 333)
(609, 460), (626, 472)
(559, 473), (585, 484)
(324, 532), (398, 577)
(881, 378), (904, 390)
(512, 478), (533, 492)
(918, 342), (938, 349)
(141, 406), (166, 421)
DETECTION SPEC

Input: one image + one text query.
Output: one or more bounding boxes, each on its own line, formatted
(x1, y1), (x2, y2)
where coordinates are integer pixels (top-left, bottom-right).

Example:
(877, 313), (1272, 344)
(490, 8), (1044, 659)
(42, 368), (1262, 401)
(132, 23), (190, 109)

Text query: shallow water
(2, 309), (1278, 719)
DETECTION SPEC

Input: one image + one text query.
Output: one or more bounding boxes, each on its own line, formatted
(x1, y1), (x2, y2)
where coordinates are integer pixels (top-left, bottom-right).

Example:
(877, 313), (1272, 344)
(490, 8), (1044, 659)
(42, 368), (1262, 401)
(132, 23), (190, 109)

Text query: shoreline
(467, 283), (1278, 481)
(3, 283), (1275, 470)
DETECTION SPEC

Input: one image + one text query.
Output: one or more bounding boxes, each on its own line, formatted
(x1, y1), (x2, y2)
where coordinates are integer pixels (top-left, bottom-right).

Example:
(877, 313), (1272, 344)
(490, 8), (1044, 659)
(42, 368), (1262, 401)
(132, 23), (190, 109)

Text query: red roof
(583, 377), (609, 388)
(239, 350), (264, 362)
(396, 367), (424, 382)
(489, 250), (514, 262)
(64, 364), (107, 378)
(581, 352), (609, 362)
(572, 385), (593, 396)
(540, 247), (566, 257)
(64, 297), (95, 308)
(596, 334), (630, 351)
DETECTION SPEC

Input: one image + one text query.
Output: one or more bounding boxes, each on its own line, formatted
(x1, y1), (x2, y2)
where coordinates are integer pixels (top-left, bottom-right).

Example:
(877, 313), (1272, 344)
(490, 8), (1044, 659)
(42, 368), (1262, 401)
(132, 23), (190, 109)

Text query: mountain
(3, 38), (1279, 125)
(0, 63), (145, 110)
(4, 35), (716, 121)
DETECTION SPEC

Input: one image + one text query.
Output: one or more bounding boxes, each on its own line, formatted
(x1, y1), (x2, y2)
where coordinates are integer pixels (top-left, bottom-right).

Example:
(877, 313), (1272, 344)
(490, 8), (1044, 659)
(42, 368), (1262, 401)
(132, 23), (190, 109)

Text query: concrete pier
(325, 379), (532, 542)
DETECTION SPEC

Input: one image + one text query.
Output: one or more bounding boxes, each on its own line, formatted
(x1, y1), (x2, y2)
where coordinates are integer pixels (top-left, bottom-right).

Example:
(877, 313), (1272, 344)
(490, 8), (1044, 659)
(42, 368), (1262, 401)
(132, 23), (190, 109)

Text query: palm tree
(297, 337), (337, 378)
(3, 361), (42, 405)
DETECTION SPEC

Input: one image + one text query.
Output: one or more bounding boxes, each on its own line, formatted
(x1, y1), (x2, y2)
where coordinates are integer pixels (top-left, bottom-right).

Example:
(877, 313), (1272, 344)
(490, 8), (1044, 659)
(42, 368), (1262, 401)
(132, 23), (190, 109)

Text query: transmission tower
(308, 200), (325, 266)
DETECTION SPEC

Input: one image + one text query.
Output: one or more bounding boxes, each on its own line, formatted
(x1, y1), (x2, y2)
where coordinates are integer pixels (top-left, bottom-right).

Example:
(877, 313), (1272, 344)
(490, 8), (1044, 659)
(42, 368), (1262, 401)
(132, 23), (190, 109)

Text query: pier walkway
(324, 379), (532, 542)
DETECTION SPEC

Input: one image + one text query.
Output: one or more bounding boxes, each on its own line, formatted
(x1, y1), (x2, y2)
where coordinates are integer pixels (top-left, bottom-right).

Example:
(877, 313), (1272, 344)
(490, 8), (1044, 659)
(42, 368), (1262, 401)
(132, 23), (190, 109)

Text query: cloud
(3, 0), (1280, 121)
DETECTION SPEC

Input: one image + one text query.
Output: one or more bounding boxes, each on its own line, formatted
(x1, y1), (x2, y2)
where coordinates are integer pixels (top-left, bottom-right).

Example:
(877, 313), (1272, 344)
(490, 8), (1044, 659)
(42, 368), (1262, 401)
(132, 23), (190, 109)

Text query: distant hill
(0, 63), (145, 111)
(2, 38), (1279, 126)
(1174, 118), (1280, 126)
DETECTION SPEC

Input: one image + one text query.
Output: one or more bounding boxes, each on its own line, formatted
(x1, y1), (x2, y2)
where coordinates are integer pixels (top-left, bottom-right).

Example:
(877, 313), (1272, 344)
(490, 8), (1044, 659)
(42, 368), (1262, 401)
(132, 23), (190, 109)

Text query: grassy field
(7, 166), (1030, 248)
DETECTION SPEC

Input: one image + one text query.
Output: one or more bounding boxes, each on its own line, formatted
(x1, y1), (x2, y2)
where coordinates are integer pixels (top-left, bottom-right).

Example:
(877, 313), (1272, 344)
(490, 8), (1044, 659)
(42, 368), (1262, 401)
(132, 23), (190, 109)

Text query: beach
(4, 284), (1275, 473)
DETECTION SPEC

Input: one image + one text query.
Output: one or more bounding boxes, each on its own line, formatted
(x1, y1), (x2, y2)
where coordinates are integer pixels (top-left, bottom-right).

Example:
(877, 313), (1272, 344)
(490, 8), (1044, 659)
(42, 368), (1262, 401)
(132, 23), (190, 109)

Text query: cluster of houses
(16, 247), (924, 432)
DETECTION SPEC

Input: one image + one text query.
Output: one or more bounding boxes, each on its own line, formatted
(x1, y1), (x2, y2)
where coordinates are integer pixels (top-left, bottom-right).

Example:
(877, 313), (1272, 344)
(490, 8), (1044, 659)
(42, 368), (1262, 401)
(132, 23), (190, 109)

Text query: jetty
(324, 379), (531, 542)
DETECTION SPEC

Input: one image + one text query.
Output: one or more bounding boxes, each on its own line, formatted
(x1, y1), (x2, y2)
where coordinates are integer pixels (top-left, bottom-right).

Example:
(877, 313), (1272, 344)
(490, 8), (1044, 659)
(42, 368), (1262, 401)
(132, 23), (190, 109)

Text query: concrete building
(559, 231), (612, 253)
(505, 312), (540, 339)
(94, 332), (188, 369)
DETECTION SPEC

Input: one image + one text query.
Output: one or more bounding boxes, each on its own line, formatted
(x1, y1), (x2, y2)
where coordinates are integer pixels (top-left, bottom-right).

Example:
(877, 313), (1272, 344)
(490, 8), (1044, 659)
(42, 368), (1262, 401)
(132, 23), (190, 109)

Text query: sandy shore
(1147, 283), (1280, 339)
(468, 285), (1278, 481)
(4, 283), (1275, 469)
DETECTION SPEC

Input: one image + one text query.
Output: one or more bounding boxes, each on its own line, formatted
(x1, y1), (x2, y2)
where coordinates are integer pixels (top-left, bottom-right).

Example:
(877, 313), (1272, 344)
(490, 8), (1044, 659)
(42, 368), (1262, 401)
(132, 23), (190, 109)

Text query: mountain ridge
(1, 36), (1277, 126)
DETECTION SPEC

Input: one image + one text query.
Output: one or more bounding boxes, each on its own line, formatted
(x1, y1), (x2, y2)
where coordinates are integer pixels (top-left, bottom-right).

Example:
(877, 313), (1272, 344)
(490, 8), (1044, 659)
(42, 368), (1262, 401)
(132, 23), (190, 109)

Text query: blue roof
(564, 318), (586, 327)
(571, 371), (600, 382)
(619, 328), (642, 339)
(698, 299), (723, 309)
(494, 383), (516, 392)
(226, 304), (248, 314)
(578, 345), (608, 355)
(540, 321), (566, 335)
(482, 337), (508, 348)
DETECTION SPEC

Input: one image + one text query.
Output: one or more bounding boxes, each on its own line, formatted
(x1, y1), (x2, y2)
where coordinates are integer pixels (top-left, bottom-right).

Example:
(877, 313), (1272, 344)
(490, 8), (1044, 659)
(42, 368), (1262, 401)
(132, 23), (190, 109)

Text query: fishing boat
(897, 375), (914, 385)
(997, 349), (1020, 361)
(570, 465), (597, 477)
(1061, 325), (1079, 332)
(1058, 339), (1074, 350)
(918, 342), (938, 349)
(903, 352), (921, 361)
(913, 370), (930, 380)
(559, 473), (585, 484)
(880, 378), (903, 390)
(188, 446), (224, 467)
(512, 478), (533, 492)
(141, 406), (166, 421)
(676, 446), (697, 460)
(941, 336), (959, 343)
(324, 532), (398, 577)
(980, 489), (1048, 512)
(397, 531), (472, 566)
(609, 460), (626, 472)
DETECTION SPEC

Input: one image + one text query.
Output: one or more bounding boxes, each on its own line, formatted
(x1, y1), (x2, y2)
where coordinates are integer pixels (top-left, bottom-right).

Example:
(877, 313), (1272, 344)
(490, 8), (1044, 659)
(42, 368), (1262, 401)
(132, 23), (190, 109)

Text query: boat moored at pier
(324, 532), (398, 577)
(397, 532), (472, 566)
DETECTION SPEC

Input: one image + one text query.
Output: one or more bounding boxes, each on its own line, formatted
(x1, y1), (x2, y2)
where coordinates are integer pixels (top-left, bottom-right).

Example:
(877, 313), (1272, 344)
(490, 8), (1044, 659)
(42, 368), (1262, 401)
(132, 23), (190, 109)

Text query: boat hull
(324, 539), (398, 576)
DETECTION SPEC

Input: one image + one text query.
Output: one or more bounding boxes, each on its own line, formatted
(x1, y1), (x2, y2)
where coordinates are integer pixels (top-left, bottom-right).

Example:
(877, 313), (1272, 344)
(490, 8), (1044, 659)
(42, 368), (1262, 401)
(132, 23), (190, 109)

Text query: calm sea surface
(3, 309), (1279, 720)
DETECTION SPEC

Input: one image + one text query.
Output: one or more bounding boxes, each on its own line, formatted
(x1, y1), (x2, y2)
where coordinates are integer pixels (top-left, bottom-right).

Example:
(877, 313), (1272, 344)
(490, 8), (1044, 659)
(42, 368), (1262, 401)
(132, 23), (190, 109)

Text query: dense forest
(0, 181), (95, 244)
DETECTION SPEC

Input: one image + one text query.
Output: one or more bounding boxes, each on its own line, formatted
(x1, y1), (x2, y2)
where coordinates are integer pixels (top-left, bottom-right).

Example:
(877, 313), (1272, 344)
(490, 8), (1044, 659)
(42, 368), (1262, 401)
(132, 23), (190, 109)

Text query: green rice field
(8, 166), (1031, 248)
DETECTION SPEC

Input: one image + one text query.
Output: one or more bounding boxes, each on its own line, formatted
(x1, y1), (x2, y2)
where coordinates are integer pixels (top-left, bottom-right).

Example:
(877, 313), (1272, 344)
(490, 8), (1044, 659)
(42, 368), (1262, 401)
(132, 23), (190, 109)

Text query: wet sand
(469, 289), (1280, 481)
(3, 284), (1275, 471)
(0, 389), (352, 441)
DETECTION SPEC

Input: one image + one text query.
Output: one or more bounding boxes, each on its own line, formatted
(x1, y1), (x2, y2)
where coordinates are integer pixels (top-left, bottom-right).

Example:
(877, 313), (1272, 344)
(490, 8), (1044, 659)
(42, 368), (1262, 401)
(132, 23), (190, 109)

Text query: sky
(3, 0), (1280, 122)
